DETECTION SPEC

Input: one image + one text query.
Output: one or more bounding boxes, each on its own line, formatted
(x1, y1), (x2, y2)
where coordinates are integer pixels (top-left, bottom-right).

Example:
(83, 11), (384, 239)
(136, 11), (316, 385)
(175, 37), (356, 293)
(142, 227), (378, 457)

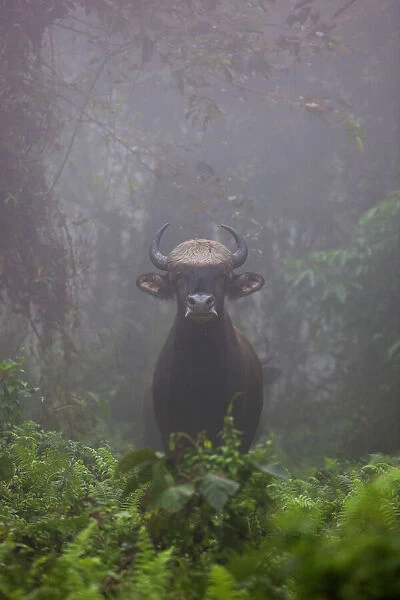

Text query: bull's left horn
(149, 223), (169, 271)
(220, 224), (248, 268)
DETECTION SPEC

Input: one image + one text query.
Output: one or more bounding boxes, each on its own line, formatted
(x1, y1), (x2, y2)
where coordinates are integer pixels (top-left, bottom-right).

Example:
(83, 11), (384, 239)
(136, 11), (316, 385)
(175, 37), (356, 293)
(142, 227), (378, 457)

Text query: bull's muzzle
(185, 293), (218, 322)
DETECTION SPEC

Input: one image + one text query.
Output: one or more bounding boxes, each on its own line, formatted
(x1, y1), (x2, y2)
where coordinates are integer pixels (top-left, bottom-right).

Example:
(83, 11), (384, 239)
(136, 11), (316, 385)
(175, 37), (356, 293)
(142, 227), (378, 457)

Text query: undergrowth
(0, 362), (400, 598)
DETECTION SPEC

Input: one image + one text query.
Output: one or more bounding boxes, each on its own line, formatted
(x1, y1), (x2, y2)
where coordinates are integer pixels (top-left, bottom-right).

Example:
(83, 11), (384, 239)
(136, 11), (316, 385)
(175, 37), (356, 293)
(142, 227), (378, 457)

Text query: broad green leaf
(198, 472), (239, 512)
(86, 391), (100, 403)
(116, 448), (158, 475)
(153, 483), (195, 513)
(151, 459), (175, 495)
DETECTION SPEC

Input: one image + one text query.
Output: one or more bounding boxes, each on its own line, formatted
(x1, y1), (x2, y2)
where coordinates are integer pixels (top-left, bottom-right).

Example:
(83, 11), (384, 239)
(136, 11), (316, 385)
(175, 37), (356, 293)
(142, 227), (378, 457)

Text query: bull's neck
(172, 309), (234, 348)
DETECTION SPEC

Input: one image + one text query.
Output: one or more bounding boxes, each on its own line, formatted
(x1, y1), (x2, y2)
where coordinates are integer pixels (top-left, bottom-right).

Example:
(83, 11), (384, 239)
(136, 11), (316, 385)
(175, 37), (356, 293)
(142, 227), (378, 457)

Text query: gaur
(137, 224), (265, 452)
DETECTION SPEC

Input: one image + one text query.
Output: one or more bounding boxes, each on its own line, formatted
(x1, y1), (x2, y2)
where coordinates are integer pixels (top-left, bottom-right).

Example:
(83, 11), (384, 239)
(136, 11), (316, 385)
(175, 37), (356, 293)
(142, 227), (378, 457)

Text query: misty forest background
(1, 0), (399, 459)
(1, 1), (400, 599)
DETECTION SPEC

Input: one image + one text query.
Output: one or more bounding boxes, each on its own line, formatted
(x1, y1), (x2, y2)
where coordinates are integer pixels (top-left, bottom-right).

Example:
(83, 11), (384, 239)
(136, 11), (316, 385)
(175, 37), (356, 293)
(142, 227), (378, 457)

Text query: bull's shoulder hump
(233, 324), (245, 342)
(233, 325), (250, 345)
(233, 326), (259, 359)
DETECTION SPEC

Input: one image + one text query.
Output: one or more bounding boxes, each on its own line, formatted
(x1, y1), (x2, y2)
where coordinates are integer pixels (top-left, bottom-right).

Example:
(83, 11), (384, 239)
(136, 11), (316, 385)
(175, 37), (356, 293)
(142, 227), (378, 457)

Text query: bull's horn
(149, 223), (169, 270)
(220, 224), (248, 268)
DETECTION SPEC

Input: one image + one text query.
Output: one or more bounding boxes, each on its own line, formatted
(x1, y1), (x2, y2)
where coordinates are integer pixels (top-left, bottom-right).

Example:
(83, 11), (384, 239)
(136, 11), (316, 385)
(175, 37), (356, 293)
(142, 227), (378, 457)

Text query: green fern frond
(120, 486), (146, 520)
(63, 519), (100, 561)
(130, 525), (173, 600)
(84, 445), (118, 479)
(207, 564), (250, 600)
(339, 468), (400, 533)
(27, 520), (105, 599)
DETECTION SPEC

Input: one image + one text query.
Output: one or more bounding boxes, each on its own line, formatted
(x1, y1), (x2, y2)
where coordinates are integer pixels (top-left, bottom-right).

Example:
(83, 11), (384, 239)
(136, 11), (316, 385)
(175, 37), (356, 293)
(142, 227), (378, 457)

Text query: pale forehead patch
(168, 239), (233, 268)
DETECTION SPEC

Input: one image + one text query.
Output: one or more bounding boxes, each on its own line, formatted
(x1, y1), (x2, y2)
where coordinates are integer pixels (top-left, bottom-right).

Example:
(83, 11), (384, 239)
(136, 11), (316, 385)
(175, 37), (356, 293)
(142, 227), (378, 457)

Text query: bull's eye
(175, 271), (182, 280)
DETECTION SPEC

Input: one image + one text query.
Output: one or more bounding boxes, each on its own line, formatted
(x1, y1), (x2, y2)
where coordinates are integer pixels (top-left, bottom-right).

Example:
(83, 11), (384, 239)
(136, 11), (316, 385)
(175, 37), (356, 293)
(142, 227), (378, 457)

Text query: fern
(2, 415), (400, 600)
(84, 444), (118, 479)
(339, 467), (400, 533)
(127, 525), (173, 600)
(34, 520), (105, 599)
(3, 422), (124, 521)
(207, 565), (250, 600)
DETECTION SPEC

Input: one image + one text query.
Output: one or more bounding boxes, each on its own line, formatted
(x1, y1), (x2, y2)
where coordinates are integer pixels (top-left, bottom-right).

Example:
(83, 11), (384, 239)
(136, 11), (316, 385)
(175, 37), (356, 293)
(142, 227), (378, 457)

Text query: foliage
(0, 358), (37, 431)
(268, 455), (400, 600)
(1, 363), (400, 600)
(0, 419), (137, 599)
(286, 191), (400, 350)
(0, 0), (77, 346)
(116, 410), (281, 564)
(128, 526), (173, 600)
(283, 191), (400, 456)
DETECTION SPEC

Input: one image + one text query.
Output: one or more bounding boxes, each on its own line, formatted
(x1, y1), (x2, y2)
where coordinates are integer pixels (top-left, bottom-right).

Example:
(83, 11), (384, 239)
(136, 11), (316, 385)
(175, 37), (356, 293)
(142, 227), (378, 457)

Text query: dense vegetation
(281, 190), (400, 458)
(1, 363), (400, 599)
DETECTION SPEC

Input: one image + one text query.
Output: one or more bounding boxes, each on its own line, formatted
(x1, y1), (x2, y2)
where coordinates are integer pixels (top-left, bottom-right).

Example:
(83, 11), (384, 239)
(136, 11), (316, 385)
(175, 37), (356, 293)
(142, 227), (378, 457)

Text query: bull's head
(137, 224), (264, 322)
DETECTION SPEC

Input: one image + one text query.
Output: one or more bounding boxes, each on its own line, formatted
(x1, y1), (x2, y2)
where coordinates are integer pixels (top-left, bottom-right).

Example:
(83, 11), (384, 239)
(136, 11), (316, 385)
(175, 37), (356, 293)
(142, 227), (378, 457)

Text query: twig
(333, 0), (358, 20)
(48, 48), (124, 196)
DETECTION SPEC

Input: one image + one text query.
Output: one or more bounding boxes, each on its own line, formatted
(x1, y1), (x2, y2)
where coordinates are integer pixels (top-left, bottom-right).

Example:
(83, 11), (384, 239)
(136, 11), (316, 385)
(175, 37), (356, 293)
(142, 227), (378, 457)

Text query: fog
(1, 0), (399, 460)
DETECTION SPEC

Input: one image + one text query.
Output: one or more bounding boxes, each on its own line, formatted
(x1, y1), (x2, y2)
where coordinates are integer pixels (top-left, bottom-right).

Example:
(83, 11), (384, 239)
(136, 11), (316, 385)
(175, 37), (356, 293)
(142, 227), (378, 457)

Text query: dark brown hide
(137, 225), (264, 452)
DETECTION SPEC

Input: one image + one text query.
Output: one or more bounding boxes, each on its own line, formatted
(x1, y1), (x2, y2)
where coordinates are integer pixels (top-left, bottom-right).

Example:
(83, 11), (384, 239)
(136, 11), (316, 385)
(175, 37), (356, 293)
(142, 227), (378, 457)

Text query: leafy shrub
(284, 191), (400, 456)
(0, 380), (399, 600)
(117, 411), (283, 563)
(0, 358), (36, 431)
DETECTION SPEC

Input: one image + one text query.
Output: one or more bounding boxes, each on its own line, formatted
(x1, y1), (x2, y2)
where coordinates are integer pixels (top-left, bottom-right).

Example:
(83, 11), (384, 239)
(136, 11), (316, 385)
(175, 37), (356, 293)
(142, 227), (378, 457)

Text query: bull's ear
(136, 273), (173, 299)
(229, 272), (265, 298)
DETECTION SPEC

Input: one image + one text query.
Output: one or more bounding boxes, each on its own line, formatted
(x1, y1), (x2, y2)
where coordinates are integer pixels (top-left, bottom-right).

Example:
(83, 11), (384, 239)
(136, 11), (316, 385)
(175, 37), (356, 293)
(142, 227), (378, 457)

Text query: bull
(137, 224), (265, 452)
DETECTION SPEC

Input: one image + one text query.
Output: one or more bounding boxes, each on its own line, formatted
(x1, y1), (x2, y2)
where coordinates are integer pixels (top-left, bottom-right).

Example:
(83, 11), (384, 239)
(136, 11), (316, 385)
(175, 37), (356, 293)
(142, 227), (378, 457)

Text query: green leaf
(0, 358), (23, 373)
(388, 340), (400, 360)
(198, 472), (239, 512)
(116, 448), (158, 476)
(151, 459), (175, 494)
(153, 483), (195, 513)
(0, 454), (14, 482)
(128, 178), (141, 191)
(332, 282), (347, 303)
(292, 269), (315, 288)
(207, 564), (249, 600)
(86, 391), (100, 403)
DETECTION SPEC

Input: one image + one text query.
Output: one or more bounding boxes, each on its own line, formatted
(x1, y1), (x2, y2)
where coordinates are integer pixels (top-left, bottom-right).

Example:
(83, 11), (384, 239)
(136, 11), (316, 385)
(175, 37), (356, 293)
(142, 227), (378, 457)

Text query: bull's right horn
(149, 223), (169, 271)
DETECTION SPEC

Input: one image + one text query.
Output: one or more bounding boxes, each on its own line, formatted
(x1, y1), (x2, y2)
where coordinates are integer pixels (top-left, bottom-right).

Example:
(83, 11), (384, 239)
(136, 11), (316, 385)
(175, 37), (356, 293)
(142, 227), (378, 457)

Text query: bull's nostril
(206, 296), (215, 307)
